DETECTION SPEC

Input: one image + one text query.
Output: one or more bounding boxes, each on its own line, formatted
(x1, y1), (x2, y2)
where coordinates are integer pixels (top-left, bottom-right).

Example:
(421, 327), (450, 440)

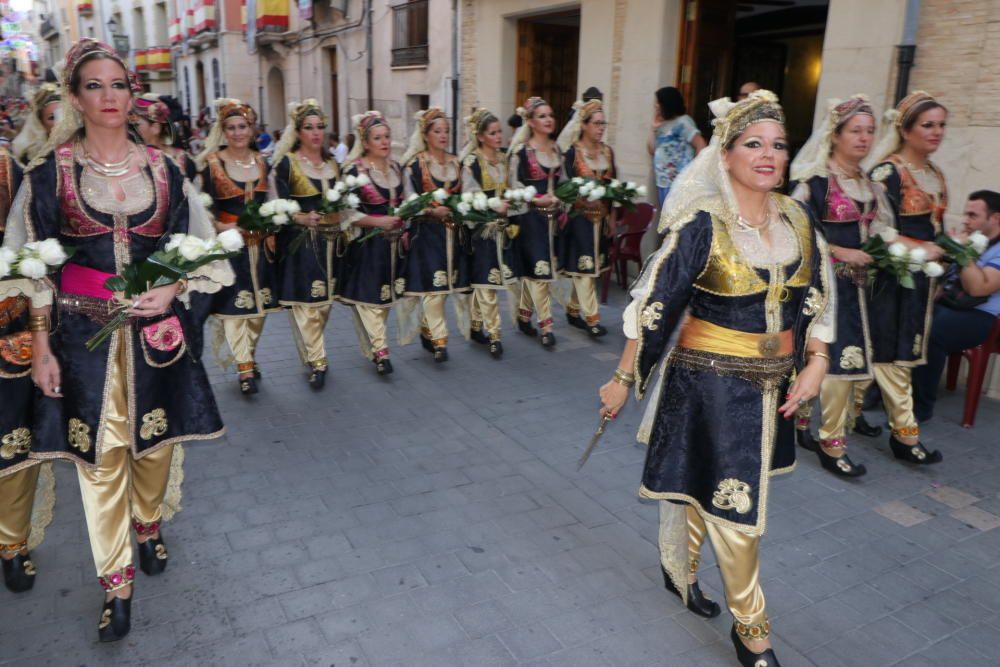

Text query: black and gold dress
(273, 154), (340, 379)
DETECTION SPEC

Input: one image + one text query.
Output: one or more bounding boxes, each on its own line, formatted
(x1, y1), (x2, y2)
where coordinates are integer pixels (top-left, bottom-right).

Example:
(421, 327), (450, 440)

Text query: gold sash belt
(678, 317), (793, 359)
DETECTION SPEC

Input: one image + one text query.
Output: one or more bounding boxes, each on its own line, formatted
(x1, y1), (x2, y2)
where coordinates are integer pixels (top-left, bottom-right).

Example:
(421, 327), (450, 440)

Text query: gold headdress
(557, 98), (604, 151)
(458, 107), (499, 162)
(401, 107), (449, 166)
(344, 110), (389, 164)
(790, 94), (875, 181)
(272, 99), (328, 166)
(710, 89), (785, 148)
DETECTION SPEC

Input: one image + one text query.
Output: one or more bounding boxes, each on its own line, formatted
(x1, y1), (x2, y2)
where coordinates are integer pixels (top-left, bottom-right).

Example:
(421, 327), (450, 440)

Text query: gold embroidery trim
(139, 408), (168, 441)
(0, 427), (31, 459)
(712, 478), (754, 514)
(68, 418), (92, 453)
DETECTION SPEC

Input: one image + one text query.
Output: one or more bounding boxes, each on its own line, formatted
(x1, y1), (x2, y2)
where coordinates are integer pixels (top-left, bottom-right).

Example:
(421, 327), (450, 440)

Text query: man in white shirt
(330, 132), (348, 164)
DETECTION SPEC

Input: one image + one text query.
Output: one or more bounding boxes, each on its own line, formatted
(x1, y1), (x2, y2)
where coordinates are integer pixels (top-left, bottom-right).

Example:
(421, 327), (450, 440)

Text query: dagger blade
(577, 413), (613, 470)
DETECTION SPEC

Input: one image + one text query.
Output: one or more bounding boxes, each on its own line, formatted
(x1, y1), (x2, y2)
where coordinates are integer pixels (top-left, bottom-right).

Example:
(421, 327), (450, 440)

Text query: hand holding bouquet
(238, 198), (300, 234)
(85, 231), (244, 351)
(861, 228), (943, 289)
(355, 191), (433, 244)
(935, 231), (989, 267)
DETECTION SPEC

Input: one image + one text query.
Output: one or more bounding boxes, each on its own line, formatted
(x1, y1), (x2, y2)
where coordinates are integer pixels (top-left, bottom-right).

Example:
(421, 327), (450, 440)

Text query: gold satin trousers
(518, 279), (553, 329)
(354, 305), (390, 356)
(818, 377), (857, 442)
(471, 288), (502, 341)
(567, 276), (600, 325)
(420, 294), (449, 345)
(872, 364), (919, 434)
(76, 339), (175, 585)
(0, 465), (40, 551)
(222, 316), (266, 367)
(289, 304), (330, 369)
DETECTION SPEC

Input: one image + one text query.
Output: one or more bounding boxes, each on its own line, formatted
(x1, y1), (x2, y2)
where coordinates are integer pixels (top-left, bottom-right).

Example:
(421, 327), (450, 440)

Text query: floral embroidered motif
(139, 408), (168, 441)
(639, 302), (664, 331)
(98, 609), (112, 630)
(0, 428), (31, 460)
(311, 280), (326, 298)
(534, 261), (550, 276)
(577, 255), (595, 271)
(870, 164), (893, 183)
(142, 316), (184, 352)
(380, 284), (391, 301)
(712, 478), (753, 514)
(234, 290), (255, 309)
(488, 268), (502, 284)
(393, 278), (406, 295)
(68, 418), (92, 453)
(840, 346), (865, 370)
(432, 271), (449, 287)
(260, 288), (273, 305)
(155, 544), (168, 560)
(802, 287), (822, 317)
(0, 331), (32, 366)
(502, 264), (514, 279)
(913, 334), (923, 356)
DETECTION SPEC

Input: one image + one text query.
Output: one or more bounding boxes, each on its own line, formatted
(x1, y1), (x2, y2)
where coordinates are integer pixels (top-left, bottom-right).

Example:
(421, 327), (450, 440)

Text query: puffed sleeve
(869, 161), (901, 221)
(809, 232), (837, 344)
(402, 161), (421, 198)
(507, 149), (524, 190)
(632, 211), (714, 395)
(1, 156), (60, 306)
(461, 160), (482, 194)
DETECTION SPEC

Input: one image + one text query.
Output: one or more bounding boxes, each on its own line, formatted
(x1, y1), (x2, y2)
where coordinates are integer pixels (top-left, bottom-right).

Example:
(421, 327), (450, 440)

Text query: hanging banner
(256, 0), (289, 32)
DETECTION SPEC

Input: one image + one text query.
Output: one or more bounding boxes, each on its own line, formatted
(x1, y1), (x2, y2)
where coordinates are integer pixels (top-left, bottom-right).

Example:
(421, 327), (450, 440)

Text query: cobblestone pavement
(2, 290), (999, 667)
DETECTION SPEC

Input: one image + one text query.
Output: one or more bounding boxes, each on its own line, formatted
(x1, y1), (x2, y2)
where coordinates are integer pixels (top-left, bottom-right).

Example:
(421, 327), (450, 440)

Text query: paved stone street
(2, 290), (999, 667)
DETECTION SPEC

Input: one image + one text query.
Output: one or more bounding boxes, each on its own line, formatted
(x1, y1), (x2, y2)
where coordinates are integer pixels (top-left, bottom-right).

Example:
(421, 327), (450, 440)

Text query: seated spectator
(913, 190), (1000, 421)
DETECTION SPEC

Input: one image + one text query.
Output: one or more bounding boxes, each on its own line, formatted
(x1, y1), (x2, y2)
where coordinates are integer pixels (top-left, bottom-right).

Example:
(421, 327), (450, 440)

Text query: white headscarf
(790, 95), (875, 182)
(864, 90), (943, 169)
(400, 107), (447, 166)
(507, 96), (548, 163)
(459, 107), (499, 163)
(556, 98), (603, 151)
(271, 99), (328, 167)
(344, 111), (389, 165)
(13, 83), (61, 165)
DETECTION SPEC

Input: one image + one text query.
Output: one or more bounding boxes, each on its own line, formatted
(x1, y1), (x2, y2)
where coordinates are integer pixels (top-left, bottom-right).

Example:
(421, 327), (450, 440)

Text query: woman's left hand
(779, 358), (827, 418)
(129, 283), (180, 318)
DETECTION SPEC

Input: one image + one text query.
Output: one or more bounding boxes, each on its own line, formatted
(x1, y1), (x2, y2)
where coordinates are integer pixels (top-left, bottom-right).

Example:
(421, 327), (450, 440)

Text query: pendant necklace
(231, 152), (256, 169)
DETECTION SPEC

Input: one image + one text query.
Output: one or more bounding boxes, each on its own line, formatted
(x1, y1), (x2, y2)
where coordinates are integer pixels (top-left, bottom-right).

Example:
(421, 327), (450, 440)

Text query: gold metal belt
(678, 317), (793, 359)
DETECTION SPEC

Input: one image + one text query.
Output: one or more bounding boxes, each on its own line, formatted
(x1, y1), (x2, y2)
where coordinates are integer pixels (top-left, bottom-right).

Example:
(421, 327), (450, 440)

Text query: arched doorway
(266, 66), (286, 134)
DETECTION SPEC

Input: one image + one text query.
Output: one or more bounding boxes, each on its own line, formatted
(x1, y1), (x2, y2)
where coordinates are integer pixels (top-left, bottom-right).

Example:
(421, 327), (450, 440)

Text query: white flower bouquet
(0, 239), (74, 280)
(237, 198), (300, 233)
(935, 231), (989, 267)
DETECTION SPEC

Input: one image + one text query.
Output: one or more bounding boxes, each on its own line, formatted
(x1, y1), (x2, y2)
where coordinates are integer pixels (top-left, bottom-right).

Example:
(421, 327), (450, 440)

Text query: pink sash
(61, 263), (115, 300)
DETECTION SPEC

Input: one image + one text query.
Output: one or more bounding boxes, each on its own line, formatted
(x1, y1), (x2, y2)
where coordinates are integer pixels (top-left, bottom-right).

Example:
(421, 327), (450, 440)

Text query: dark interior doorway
(515, 10), (580, 122)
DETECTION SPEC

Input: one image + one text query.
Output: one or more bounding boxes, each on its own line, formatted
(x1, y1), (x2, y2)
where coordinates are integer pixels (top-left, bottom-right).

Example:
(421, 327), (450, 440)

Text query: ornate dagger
(577, 413), (613, 470)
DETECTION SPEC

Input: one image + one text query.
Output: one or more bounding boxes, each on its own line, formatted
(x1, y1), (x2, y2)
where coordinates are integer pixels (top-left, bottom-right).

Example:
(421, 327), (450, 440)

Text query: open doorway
(514, 9), (580, 121)
(677, 0), (829, 153)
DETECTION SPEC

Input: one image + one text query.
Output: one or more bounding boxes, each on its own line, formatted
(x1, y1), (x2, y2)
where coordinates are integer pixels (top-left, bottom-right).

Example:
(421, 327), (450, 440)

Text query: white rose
(17, 257), (46, 279)
(285, 200), (301, 214)
(487, 197), (503, 211)
(506, 190), (522, 202)
(344, 175), (357, 188)
(878, 227), (898, 243)
(355, 174), (371, 187)
(636, 185), (648, 197)
(259, 201), (276, 216)
(626, 181), (637, 190)
(272, 213), (290, 226)
(37, 238), (68, 266)
(888, 242), (908, 258)
(406, 193), (419, 202)
(523, 186), (537, 199)
(969, 231), (989, 253)
(610, 179), (621, 189)
(922, 261), (944, 277)
(579, 182), (594, 195)
(326, 189), (342, 203)
(0, 247), (15, 264)
(592, 186), (606, 200)
(457, 202), (471, 215)
(333, 181), (348, 193)
(217, 228), (245, 252)
(165, 234), (186, 252)
(461, 192), (474, 204)
(433, 188), (448, 204)
(346, 193), (361, 208)
(178, 235), (207, 261)
(908, 246), (927, 263)
(0, 257), (9, 279)
(572, 177), (583, 185)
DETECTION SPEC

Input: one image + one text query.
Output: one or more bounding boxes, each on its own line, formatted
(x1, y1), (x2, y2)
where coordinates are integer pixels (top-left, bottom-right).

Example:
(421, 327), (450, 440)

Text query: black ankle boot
(661, 566), (721, 618)
(541, 331), (556, 348)
(2, 553), (36, 593)
(587, 323), (608, 338)
(470, 329), (489, 345)
(853, 413), (883, 437)
(420, 335), (434, 353)
(566, 313), (587, 330)
(730, 626), (780, 667)
(816, 445), (867, 477)
(433, 346), (449, 363)
(517, 319), (538, 337)
(308, 368), (327, 390)
(374, 357), (393, 376)
(489, 340), (503, 359)
(98, 596), (132, 643)
(795, 428), (819, 452)
(137, 537), (168, 577)
(889, 435), (942, 464)
(239, 376), (258, 395)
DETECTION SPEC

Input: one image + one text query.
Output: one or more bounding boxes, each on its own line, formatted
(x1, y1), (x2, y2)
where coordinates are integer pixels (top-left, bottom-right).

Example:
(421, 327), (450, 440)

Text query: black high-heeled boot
(470, 328), (489, 345)
(517, 319), (538, 337)
(420, 335), (435, 353)
(730, 625), (780, 667)
(489, 340), (503, 359)
(816, 440), (867, 477)
(2, 551), (36, 593)
(853, 413), (883, 437)
(890, 434), (942, 464)
(566, 313), (587, 330)
(239, 376), (258, 395)
(661, 566), (721, 618)
(795, 428), (819, 452)
(308, 368), (327, 390)
(98, 595), (132, 643)
(374, 356), (393, 376)
(587, 323), (608, 338)
(134, 521), (168, 577)
(540, 331), (556, 348)
(433, 346), (449, 363)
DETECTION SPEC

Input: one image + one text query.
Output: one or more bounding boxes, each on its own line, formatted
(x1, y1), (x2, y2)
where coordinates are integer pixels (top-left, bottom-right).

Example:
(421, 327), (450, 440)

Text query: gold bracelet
(613, 368), (635, 382)
(807, 351), (831, 363)
(28, 315), (50, 332)
(611, 376), (635, 387)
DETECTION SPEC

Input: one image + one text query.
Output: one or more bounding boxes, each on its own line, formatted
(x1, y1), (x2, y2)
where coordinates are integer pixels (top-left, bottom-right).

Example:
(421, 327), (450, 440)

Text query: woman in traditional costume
(0, 146), (55, 594)
(788, 95), (887, 477)
(12, 83), (61, 165)
(197, 98), (278, 395)
(335, 111), (405, 375)
(131, 93), (197, 181)
(400, 107), (469, 362)
(8, 39), (227, 641)
(556, 98), (615, 338)
(271, 99), (339, 389)
(866, 91), (948, 464)
(598, 91), (834, 667)
(459, 107), (515, 359)
(507, 97), (565, 348)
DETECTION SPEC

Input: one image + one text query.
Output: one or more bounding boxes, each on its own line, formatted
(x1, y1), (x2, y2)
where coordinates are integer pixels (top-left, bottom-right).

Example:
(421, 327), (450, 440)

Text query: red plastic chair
(601, 203), (655, 304)
(945, 315), (1000, 428)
